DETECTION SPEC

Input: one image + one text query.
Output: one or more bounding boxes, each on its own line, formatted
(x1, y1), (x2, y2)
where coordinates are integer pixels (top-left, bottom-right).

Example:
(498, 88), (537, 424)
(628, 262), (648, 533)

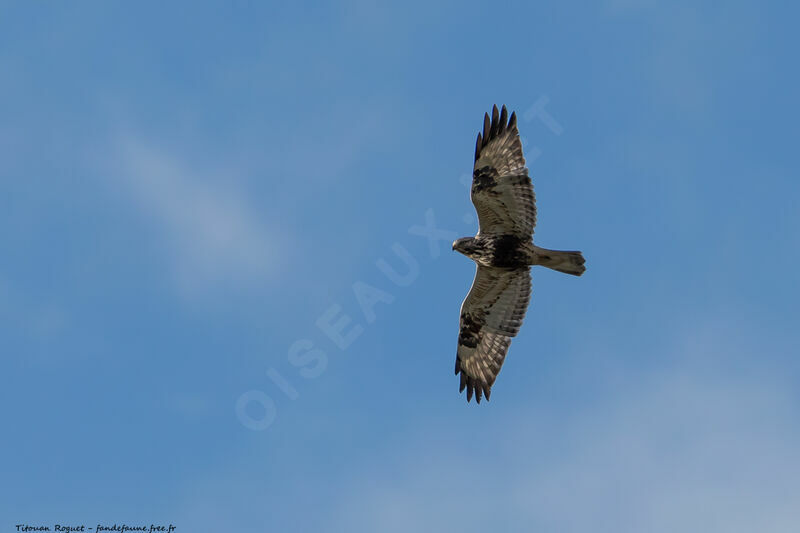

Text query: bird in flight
(453, 105), (585, 403)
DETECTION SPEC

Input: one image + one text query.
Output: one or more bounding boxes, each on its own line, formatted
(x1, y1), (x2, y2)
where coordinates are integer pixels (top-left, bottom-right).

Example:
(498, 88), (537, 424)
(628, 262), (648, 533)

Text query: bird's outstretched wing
(455, 265), (532, 403)
(472, 105), (537, 238)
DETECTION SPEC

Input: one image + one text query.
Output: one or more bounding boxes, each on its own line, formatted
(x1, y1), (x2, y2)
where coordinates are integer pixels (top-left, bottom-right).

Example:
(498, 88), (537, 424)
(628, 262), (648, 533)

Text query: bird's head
(452, 237), (478, 257)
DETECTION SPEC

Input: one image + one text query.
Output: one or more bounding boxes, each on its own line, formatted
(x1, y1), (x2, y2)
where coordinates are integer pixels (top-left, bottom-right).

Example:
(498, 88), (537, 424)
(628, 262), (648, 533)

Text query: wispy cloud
(111, 137), (285, 295)
(330, 326), (799, 533)
(158, 318), (799, 533)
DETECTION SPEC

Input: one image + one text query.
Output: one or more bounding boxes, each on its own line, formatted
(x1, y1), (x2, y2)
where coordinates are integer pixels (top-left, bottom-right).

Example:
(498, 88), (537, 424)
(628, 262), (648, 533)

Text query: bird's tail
(532, 246), (586, 276)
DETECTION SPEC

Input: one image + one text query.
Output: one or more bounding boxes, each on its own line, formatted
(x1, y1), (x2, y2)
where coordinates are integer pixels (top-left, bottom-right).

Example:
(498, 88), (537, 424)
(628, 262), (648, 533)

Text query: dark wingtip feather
(490, 105), (500, 138)
(476, 105), (518, 162)
(456, 367), (492, 404)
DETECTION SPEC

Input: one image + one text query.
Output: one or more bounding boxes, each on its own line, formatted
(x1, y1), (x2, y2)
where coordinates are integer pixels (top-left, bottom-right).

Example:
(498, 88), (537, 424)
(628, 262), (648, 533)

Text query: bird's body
(453, 235), (532, 269)
(453, 105), (585, 403)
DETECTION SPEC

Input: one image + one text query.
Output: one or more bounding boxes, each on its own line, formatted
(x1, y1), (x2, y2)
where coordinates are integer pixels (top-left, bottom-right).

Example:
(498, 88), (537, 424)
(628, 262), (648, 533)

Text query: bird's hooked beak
(452, 240), (457, 251)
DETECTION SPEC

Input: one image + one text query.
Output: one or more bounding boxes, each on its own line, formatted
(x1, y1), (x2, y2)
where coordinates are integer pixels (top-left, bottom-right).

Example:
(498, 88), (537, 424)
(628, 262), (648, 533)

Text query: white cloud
(113, 137), (284, 294)
(159, 316), (799, 533)
(511, 377), (798, 532)
(332, 328), (800, 533)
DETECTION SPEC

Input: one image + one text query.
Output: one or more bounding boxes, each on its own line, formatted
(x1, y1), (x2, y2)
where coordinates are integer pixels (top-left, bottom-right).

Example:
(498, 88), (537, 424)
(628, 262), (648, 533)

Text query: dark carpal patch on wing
(457, 312), (483, 348)
(490, 235), (529, 268)
(470, 105), (536, 239)
(472, 166), (499, 194)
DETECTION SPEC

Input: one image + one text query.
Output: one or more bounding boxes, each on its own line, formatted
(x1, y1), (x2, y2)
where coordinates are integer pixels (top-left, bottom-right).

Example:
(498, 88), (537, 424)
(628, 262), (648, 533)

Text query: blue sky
(2, 1), (799, 531)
